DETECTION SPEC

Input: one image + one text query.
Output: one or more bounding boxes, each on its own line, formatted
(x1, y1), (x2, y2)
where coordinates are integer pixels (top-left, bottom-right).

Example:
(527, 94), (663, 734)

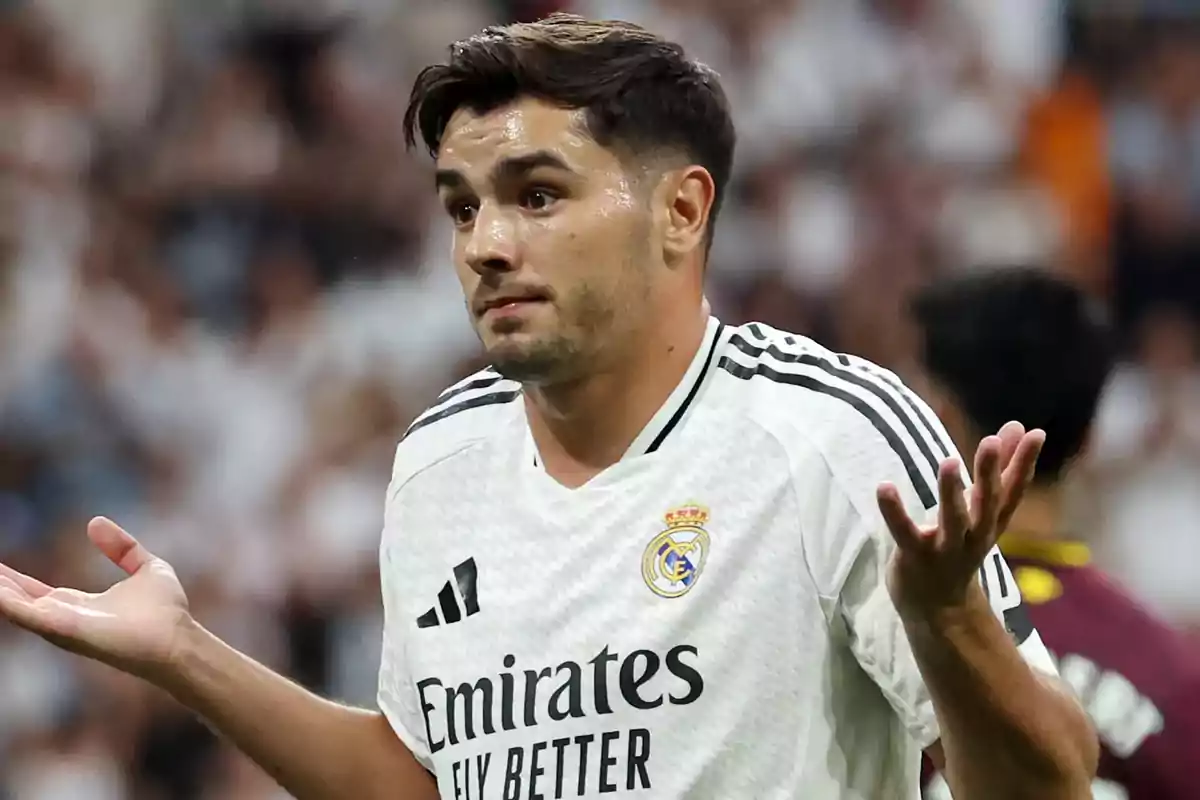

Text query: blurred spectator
(1019, 37), (1113, 291)
(1109, 25), (1200, 335)
(1083, 305), (1200, 630)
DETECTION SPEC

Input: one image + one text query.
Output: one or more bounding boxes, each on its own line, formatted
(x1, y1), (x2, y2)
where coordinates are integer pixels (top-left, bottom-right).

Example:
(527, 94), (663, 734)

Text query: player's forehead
(435, 97), (624, 182)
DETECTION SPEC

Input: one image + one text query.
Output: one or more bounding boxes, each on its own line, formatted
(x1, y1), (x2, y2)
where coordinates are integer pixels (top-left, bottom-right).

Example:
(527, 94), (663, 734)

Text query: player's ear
(660, 165), (714, 268)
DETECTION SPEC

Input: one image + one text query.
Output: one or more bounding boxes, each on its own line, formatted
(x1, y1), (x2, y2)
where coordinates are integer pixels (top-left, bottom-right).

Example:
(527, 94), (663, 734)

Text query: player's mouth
(477, 291), (550, 319)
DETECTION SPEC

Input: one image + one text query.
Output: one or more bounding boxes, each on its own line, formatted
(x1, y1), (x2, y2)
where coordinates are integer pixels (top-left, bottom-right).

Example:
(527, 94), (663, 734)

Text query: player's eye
(446, 200), (478, 226)
(520, 187), (559, 212)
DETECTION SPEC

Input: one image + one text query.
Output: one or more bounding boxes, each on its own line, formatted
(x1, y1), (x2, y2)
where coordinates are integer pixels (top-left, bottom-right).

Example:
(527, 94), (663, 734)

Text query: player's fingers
(87, 517), (155, 576)
(877, 483), (929, 553)
(0, 562), (53, 599)
(44, 587), (92, 606)
(0, 577), (53, 633)
(0, 575), (31, 601)
(997, 430), (1045, 532)
(995, 421), (1025, 470)
(968, 436), (1002, 547)
(937, 458), (970, 549)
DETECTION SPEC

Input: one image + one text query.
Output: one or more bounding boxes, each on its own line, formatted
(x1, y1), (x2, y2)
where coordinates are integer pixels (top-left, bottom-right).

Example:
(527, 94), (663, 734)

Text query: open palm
(877, 420), (1043, 616)
(0, 517), (190, 679)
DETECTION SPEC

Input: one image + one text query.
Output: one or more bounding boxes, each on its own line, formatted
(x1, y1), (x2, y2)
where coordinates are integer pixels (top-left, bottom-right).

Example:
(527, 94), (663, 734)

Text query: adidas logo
(417, 558), (480, 629)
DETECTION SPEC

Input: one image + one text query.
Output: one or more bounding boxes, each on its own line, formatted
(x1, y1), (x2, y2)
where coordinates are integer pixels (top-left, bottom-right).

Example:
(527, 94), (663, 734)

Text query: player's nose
(465, 205), (520, 275)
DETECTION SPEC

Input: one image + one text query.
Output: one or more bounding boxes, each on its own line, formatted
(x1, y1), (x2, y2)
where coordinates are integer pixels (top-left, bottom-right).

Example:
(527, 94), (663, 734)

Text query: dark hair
(403, 13), (736, 247)
(911, 268), (1115, 485)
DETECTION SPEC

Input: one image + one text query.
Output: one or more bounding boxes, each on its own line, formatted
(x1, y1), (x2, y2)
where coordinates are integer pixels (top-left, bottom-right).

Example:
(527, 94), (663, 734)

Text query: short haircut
(911, 268), (1115, 485)
(403, 13), (736, 248)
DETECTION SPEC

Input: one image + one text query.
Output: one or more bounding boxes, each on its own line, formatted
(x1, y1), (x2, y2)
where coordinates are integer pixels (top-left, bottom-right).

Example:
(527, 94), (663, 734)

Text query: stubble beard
(484, 285), (617, 386)
(489, 334), (582, 384)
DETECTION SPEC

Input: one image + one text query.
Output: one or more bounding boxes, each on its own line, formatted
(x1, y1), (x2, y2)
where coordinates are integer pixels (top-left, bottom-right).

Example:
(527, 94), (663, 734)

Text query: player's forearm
(155, 619), (435, 800)
(905, 584), (1098, 799)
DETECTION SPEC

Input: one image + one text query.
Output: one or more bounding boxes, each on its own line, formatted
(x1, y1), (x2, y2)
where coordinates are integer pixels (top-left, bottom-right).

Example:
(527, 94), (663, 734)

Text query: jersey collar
(999, 534), (1092, 567)
(620, 315), (725, 460)
(529, 316), (725, 469)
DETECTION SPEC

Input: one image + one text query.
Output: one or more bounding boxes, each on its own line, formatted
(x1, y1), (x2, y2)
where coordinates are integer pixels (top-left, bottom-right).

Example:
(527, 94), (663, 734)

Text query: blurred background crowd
(0, 0), (1198, 796)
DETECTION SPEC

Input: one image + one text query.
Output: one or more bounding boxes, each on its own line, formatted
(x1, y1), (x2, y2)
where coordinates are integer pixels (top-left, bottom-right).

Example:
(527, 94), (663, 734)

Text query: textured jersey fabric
(378, 317), (1054, 800)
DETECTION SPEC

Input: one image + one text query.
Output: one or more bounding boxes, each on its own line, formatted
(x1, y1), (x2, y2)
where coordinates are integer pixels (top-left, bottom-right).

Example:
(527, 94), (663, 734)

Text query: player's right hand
(0, 517), (190, 681)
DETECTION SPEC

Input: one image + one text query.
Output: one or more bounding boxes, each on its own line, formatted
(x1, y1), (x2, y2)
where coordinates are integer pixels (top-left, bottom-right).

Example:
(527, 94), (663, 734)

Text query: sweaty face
(435, 98), (658, 384)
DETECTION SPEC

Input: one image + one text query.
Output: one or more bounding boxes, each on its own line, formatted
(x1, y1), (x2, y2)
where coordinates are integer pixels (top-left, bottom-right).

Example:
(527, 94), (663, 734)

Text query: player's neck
(524, 307), (709, 487)
(1002, 487), (1065, 542)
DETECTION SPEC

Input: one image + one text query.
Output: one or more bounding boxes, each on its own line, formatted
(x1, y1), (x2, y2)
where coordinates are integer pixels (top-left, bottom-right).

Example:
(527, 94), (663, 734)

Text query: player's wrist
(149, 612), (208, 690)
(895, 579), (992, 636)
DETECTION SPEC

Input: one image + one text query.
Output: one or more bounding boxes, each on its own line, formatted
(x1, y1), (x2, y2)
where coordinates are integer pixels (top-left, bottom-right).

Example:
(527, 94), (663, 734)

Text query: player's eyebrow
(492, 151), (574, 182)
(434, 169), (465, 192)
(435, 150), (575, 192)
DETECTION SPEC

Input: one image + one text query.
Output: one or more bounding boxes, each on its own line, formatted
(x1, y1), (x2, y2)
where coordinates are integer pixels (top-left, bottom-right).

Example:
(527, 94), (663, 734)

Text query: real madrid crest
(642, 503), (711, 598)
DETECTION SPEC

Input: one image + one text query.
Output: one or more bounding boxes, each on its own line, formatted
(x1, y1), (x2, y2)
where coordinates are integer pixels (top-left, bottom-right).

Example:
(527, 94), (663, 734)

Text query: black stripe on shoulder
(718, 356), (937, 509)
(436, 372), (504, 405)
(728, 334), (943, 489)
(738, 331), (947, 460)
(403, 390), (521, 440)
(847, 357), (951, 459)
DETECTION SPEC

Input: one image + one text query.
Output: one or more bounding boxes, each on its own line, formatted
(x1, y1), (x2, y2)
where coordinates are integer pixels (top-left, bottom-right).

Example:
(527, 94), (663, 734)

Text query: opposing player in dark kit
(913, 267), (1200, 799)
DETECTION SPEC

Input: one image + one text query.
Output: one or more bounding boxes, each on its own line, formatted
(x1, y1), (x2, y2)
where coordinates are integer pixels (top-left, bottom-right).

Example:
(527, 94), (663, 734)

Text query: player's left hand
(877, 420), (1045, 618)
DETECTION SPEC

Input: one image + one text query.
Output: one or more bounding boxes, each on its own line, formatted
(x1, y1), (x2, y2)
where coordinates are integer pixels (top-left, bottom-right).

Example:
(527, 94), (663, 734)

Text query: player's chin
(486, 337), (574, 383)
(479, 317), (540, 347)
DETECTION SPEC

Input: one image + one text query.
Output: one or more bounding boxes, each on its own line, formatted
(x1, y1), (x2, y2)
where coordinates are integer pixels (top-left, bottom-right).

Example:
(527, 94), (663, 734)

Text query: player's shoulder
(1062, 566), (1198, 660)
(390, 366), (523, 490)
(712, 320), (952, 509)
(715, 320), (912, 425)
(1036, 561), (1151, 620)
(1028, 561), (1196, 657)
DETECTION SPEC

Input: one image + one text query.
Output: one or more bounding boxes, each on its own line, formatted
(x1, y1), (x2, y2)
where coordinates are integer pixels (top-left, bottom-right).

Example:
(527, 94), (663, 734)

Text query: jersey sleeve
(796, 383), (1055, 749)
(374, 372), (515, 772)
(376, 452), (436, 772)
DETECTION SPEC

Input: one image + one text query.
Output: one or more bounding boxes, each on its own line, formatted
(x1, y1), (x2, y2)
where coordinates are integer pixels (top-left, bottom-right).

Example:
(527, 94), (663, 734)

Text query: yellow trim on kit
(1013, 567), (1063, 605)
(999, 535), (1091, 568)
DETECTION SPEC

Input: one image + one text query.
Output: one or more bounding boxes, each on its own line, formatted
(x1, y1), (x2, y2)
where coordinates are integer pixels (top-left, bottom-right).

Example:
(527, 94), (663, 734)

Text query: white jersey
(377, 318), (1055, 800)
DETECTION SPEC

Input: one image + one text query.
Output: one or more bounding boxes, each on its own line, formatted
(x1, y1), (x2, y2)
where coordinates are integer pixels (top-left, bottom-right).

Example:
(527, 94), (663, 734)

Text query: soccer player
(912, 268), (1200, 799)
(0, 15), (1096, 800)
